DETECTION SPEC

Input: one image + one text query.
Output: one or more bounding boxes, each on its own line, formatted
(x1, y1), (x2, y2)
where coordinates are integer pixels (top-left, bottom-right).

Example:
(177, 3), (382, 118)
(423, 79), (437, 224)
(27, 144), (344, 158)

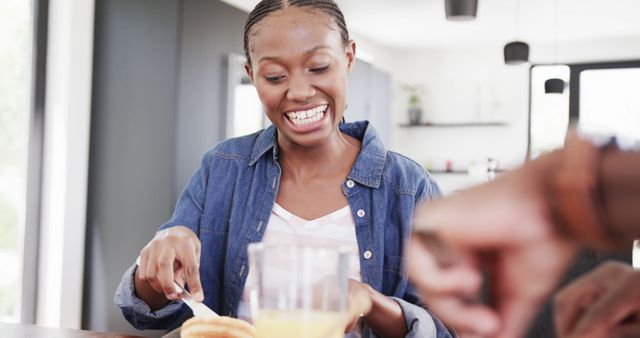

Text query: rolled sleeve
(114, 263), (187, 330)
(393, 297), (437, 337)
(361, 297), (454, 338)
(395, 297), (456, 338)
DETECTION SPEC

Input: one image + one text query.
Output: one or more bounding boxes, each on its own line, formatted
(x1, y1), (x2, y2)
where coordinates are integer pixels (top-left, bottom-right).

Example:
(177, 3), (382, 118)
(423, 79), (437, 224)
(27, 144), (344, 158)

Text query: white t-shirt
(237, 203), (361, 321)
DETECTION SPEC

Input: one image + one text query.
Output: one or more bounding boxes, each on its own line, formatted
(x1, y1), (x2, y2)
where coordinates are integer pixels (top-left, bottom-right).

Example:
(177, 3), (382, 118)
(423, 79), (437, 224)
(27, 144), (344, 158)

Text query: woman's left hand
(344, 279), (374, 333)
(180, 316), (256, 338)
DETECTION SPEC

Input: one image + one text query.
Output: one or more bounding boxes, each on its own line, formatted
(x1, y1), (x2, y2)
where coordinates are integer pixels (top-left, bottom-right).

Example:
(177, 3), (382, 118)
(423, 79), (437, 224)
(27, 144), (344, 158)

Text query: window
(0, 0), (34, 323)
(528, 65), (570, 159)
(226, 53), (269, 138)
(579, 67), (640, 147)
(529, 60), (640, 158)
(233, 77), (267, 137)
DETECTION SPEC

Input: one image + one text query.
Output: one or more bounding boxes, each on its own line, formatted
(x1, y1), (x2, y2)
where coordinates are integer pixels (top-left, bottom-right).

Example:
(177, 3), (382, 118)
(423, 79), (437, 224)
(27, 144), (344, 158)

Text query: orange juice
(254, 309), (344, 338)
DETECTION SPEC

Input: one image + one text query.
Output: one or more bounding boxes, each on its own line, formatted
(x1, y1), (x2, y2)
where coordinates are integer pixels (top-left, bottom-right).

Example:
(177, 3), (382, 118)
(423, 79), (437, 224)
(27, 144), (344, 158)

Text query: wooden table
(0, 322), (144, 337)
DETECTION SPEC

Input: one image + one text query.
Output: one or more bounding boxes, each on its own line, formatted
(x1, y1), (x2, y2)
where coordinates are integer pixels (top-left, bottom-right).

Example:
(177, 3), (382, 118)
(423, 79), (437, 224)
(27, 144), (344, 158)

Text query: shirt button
(363, 250), (372, 260)
(346, 180), (355, 188)
(357, 209), (365, 218)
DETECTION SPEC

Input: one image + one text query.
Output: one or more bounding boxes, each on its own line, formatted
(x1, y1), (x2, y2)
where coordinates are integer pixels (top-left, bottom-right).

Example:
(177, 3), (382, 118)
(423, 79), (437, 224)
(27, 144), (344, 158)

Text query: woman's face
(246, 7), (355, 148)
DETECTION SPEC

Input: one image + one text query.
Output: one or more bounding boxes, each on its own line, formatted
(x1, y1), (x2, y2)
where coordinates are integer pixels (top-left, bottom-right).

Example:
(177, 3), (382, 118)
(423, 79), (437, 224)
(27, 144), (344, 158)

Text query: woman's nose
(286, 74), (316, 102)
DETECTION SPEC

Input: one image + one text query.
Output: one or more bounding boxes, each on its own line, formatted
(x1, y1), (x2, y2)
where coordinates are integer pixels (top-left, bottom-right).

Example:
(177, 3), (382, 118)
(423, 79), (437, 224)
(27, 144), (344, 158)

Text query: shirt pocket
(198, 215), (229, 271)
(383, 254), (409, 298)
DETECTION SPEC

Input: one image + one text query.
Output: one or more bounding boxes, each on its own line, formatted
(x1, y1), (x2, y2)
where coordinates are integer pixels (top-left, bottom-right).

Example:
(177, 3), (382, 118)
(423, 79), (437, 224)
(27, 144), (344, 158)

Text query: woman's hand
(181, 317), (256, 338)
(135, 225), (204, 309)
(554, 261), (640, 338)
(344, 279), (373, 333)
(344, 279), (408, 338)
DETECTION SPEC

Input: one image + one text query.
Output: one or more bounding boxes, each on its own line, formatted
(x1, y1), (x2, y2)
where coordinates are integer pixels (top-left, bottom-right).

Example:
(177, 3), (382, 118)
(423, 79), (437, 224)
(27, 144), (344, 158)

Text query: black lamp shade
(503, 41), (529, 64)
(445, 0), (478, 21)
(545, 78), (565, 94)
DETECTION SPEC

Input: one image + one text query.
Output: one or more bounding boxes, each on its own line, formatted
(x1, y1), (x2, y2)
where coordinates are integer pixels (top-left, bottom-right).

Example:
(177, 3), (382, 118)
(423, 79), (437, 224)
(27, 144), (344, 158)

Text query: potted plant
(401, 83), (425, 125)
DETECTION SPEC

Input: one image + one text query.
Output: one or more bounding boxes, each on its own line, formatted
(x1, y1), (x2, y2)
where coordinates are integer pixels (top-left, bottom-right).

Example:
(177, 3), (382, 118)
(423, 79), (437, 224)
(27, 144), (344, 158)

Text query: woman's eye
(310, 65), (329, 73)
(264, 75), (285, 83)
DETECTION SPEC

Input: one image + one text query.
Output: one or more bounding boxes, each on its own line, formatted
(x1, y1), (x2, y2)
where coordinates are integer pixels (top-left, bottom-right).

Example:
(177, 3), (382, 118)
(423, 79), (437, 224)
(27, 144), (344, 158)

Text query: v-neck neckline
(272, 203), (351, 223)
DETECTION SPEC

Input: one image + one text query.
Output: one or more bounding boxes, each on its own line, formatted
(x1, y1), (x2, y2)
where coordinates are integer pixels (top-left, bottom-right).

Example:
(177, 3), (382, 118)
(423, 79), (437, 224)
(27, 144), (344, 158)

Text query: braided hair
(243, 0), (350, 66)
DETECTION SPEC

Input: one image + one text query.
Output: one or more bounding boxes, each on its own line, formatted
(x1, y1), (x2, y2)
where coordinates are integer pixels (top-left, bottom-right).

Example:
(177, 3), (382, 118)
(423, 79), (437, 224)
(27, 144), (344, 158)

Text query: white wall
(350, 32), (397, 74)
(533, 36), (640, 64)
(381, 36), (640, 193)
(389, 46), (530, 168)
(348, 35), (531, 194)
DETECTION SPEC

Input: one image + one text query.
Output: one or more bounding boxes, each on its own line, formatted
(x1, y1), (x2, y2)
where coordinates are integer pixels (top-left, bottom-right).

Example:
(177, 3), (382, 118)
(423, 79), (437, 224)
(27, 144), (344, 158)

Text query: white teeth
(285, 105), (328, 126)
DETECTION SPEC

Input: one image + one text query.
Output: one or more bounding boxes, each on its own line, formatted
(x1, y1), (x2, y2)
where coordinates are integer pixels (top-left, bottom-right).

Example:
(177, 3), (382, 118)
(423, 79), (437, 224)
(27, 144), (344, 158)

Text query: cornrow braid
(243, 0), (350, 65)
(243, 0), (285, 65)
(288, 0), (349, 46)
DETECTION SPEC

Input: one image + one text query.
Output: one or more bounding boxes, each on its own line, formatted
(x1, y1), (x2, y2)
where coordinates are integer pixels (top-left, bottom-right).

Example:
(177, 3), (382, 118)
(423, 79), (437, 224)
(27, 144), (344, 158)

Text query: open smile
(284, 104), (329, 126)
(282, 104), (330, 134)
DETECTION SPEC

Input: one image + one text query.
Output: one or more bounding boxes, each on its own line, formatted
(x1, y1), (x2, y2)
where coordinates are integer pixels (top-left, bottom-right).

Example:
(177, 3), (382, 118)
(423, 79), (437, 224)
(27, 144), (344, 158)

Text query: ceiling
(220, 0), (640, 48)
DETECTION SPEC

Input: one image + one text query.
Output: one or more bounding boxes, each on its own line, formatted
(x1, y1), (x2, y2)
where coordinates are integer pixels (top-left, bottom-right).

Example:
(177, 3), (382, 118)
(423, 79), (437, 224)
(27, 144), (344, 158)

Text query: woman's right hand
(135, 225), (204, 305)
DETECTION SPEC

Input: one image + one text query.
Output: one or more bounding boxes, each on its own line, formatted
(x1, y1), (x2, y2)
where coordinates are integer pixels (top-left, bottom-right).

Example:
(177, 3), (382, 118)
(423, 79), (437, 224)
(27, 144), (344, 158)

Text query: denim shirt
(115, 121), (452, 338)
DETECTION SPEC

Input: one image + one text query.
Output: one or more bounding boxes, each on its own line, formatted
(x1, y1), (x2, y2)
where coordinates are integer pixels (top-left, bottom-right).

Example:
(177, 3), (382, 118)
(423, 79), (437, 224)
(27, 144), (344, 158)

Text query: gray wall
(84, 0), (181, 336)
(173, 0), (247, 199)
(347, 60), (391, 145)
(84, 0), (247, 336)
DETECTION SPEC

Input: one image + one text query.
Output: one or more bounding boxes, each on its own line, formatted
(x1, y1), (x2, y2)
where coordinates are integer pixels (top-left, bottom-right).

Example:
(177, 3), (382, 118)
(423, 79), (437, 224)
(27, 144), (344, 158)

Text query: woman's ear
(244, 62), (255, 84)
(346, 40), (356, 72)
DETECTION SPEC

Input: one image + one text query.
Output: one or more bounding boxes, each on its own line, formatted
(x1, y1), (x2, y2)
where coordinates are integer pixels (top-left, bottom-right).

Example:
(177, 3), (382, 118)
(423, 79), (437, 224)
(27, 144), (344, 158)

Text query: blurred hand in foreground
(554, 261), (640, 338)
(407, 154), (578, 338)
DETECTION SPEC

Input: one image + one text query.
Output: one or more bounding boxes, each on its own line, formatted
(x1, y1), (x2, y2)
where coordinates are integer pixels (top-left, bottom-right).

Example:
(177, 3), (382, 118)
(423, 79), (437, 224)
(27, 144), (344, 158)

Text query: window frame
(527, 59), (640, 158)
(20, 0), (49, 325)
(568, 60), (640, 120)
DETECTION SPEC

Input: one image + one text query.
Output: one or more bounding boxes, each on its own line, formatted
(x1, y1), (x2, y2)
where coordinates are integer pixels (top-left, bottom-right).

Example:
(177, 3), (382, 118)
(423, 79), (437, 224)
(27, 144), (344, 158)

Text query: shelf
(428, 170), (468, 174)
(427, 169), (508, 175)
(399, 122), (507, 128)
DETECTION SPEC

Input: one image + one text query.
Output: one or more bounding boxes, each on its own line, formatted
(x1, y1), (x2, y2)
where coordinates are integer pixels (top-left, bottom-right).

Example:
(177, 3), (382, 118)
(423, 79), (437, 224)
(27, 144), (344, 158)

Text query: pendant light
(504, 42), (529, 65)
(545, 78), (565, 93)
(545, 0), (565, 94)
(504, 0), (529, 64)
(445, 0), (478, 21)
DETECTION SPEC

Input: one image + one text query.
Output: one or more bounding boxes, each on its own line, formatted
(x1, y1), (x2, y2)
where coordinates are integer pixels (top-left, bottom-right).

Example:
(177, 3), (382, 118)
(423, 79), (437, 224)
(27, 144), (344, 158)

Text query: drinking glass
(247, 243), (351, 338)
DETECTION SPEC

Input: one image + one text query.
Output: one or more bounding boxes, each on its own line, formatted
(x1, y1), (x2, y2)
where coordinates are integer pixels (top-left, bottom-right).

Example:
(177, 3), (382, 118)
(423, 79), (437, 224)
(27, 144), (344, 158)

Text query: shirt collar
(249, 124), (278, 166)
(249, 121), (387, 188)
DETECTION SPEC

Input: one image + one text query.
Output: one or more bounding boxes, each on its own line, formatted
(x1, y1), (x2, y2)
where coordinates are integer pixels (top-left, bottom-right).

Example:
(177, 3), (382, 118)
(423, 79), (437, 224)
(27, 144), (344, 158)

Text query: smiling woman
(114, 1), (451, 338)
